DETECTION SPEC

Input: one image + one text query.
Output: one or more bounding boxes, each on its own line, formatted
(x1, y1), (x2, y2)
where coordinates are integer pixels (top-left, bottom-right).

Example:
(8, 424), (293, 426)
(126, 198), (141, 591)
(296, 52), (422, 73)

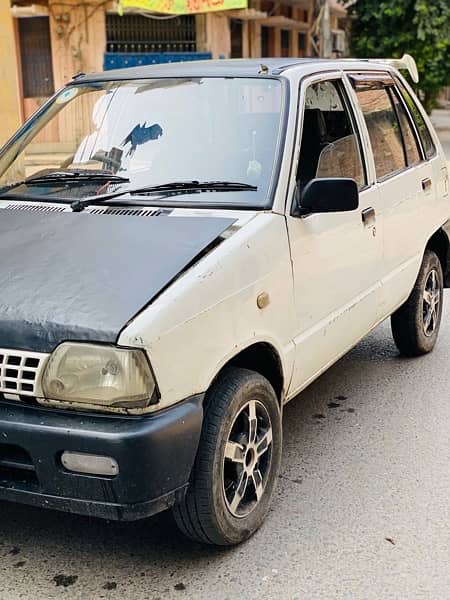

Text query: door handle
(422, 177), (432, 192)
(361, 207), (376, 226)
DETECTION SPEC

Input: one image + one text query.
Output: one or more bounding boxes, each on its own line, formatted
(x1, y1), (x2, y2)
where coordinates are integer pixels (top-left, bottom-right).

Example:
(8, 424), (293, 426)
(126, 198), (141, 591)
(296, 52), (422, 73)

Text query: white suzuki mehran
(0, 55), (448, 545)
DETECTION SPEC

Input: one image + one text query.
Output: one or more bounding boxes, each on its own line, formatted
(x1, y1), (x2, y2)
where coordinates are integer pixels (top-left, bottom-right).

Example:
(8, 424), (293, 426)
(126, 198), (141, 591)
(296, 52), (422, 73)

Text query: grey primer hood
(0, 210), (234, 353)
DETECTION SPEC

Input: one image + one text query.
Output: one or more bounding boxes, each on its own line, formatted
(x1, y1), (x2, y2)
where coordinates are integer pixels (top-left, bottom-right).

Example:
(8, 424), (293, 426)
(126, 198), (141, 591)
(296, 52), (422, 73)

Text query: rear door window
(396, 81), (436, 159)
(355, 84), (406, 180)
(388, 87), (421, 166)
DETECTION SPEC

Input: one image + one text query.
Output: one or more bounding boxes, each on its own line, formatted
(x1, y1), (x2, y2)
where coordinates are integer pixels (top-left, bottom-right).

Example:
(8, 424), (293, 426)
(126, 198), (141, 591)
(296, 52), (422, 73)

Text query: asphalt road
(431, 109), (450, 160)
(1, 305), (450, 600)
(1, 120), (450, 600)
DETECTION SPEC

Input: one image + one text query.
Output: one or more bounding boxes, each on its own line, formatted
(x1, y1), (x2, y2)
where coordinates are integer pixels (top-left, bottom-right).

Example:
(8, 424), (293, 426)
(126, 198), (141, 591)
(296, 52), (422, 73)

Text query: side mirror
(292, 177), (359, 217)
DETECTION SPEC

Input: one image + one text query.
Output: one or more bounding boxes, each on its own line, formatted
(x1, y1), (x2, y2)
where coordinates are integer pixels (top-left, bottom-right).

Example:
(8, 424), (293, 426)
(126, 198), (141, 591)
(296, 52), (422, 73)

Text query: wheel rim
(222, 399), (273, 518)
(423, 269), (440, 337)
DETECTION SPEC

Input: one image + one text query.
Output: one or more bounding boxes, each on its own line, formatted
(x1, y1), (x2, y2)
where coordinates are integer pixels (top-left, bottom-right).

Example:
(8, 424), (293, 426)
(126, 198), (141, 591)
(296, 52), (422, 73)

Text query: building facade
(1, 0), (347, 145)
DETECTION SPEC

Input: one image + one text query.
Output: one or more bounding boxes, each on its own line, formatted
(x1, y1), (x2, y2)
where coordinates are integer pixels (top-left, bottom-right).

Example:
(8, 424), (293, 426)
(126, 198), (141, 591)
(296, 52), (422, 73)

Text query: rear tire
(173, 367), (282, 546)
(391, 250), (443, 357)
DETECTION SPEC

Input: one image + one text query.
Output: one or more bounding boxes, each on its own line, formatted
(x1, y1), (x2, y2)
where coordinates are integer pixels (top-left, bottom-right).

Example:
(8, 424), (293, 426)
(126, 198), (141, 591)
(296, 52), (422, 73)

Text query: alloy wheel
(222, 399), (273, 518)
(423, 269), (440, 337)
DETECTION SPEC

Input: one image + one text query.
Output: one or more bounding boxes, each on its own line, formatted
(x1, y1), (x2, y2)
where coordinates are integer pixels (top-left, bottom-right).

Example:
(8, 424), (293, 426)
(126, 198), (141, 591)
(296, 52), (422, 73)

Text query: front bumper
(0, 395), (203, 520)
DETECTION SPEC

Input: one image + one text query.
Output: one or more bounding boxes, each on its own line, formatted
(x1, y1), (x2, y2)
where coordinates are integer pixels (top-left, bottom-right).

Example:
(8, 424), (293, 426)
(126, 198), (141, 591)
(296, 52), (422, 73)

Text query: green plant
(347, 0), (450, 113)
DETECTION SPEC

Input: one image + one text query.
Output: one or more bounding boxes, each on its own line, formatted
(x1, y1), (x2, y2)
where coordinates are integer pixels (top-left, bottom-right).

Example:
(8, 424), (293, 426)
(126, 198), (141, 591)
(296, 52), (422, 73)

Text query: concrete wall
(0, 3), (21, 146)
(205, 13), (231, 58)
(47, 0), (106, 143)
(48, 0), (106, 90)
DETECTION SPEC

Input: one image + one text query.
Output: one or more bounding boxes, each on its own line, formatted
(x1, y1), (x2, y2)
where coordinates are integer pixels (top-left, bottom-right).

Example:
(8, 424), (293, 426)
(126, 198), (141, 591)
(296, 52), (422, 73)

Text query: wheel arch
(210, 342), (285, 405)
(426, 225), (450, 287)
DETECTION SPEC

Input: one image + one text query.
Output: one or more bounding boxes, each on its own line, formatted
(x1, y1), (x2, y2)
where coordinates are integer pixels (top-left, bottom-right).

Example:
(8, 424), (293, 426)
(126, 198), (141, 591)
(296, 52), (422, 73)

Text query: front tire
(173, 367), (282, 546)
(391, 250), (444, 357)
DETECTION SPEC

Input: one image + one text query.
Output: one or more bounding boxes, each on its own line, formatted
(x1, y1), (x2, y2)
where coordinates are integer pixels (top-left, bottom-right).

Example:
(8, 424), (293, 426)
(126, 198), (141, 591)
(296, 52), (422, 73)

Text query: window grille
(106, 14), (197, 53)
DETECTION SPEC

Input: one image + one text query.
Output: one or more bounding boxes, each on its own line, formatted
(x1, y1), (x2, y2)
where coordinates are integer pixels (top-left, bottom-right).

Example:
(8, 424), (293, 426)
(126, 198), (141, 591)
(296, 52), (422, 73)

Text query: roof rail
(367, 53), (419, 83)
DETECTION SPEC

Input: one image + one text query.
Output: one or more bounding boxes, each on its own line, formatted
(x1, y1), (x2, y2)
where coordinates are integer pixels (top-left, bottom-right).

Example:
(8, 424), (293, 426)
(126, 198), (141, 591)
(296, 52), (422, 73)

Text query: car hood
(0, 209), (234, 353)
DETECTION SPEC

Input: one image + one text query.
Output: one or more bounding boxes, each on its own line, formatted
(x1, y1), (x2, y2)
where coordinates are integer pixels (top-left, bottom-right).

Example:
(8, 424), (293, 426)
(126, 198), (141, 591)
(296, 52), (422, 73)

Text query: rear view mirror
(293, 177), (359, 217)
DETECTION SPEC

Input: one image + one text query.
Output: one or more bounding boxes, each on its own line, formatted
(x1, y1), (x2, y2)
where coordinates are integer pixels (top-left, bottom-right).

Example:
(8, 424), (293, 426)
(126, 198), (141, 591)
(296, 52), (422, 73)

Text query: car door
(286, 74), (383, 396)
(350, 73), (436, 316)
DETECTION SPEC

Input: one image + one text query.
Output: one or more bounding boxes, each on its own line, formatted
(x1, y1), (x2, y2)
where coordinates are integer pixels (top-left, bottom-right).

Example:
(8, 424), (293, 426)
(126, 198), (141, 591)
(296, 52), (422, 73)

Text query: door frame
(284, 70), (383, 400)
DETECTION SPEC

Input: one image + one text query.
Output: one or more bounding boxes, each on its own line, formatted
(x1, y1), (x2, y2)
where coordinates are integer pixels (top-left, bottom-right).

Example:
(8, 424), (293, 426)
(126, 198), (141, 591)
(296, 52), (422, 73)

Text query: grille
(106, 14), (197, 53)
(1, 204), (169, 217)
(0, 350), (47, 397)
(87, 207), (163, 217)
(3, 203), (66, 213)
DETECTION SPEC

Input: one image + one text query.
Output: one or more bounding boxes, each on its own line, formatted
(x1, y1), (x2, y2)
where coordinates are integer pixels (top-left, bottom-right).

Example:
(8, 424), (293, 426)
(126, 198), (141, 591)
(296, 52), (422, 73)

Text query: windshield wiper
(0, 170), (129, 193)
(71, 180), (257, 212)
(26, 170), (130, 185)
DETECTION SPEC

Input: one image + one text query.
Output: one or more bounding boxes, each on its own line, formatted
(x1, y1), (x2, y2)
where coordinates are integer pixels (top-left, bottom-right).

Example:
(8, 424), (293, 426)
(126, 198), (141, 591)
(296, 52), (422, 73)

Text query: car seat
(297, 109), (330, 187)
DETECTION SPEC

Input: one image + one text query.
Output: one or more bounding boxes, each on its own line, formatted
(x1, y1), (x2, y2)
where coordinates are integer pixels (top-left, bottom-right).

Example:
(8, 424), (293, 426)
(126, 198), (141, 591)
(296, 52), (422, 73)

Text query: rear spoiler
(367, 54), (419, 84)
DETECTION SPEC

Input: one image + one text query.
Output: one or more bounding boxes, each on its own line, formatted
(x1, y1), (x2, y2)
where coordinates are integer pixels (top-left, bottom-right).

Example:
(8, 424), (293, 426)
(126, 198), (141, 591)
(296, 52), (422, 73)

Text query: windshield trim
(0, 76), (289, 211)
(266, 76), (289, 209)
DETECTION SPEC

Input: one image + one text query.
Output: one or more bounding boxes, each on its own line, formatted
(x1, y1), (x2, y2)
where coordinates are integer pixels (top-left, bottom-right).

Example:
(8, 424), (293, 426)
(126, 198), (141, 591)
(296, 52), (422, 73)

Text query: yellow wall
(48, 0), (106, 90)
(0, 3), (21, 146)
(48, 0), (106, 143)
(205, 13), (231, 58)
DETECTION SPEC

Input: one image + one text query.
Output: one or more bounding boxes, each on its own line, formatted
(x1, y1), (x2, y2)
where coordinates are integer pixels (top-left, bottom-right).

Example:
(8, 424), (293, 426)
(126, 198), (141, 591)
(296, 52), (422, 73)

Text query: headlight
(41, 343), (157, 413)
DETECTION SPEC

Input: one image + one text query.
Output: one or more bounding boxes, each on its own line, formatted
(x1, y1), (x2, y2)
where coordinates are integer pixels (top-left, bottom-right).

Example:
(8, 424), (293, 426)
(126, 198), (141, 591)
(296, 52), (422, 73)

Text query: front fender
(119, 213), (296, 409)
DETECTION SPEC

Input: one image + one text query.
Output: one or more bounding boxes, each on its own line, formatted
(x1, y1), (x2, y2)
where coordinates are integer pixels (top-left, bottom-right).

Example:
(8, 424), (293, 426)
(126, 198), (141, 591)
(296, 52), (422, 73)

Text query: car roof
(74, 58), (393, 83)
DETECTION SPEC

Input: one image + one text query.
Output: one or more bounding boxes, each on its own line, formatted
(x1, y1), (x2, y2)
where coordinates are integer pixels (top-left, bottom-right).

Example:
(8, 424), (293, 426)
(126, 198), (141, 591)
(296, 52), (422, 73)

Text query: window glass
(297, 80), (365, 190)
(396, 81), (435, 159)
(356, 87), (405, 179)
(389, 88), (421, 165)
(0, 78), (282, 208)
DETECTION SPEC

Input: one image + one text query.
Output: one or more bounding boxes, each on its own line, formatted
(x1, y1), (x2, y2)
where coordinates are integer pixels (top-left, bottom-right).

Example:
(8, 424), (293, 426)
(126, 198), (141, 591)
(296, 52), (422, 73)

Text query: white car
(0, 55), (448, 546)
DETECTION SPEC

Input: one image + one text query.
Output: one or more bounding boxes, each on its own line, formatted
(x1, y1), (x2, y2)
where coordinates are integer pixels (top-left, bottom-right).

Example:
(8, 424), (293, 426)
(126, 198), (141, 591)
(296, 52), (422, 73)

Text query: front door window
(297, 80), (366, 190)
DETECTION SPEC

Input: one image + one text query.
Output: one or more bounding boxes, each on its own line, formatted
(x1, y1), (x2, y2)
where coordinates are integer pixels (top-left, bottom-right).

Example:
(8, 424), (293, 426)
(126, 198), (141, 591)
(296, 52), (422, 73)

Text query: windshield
(0, 77), (283, 207)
